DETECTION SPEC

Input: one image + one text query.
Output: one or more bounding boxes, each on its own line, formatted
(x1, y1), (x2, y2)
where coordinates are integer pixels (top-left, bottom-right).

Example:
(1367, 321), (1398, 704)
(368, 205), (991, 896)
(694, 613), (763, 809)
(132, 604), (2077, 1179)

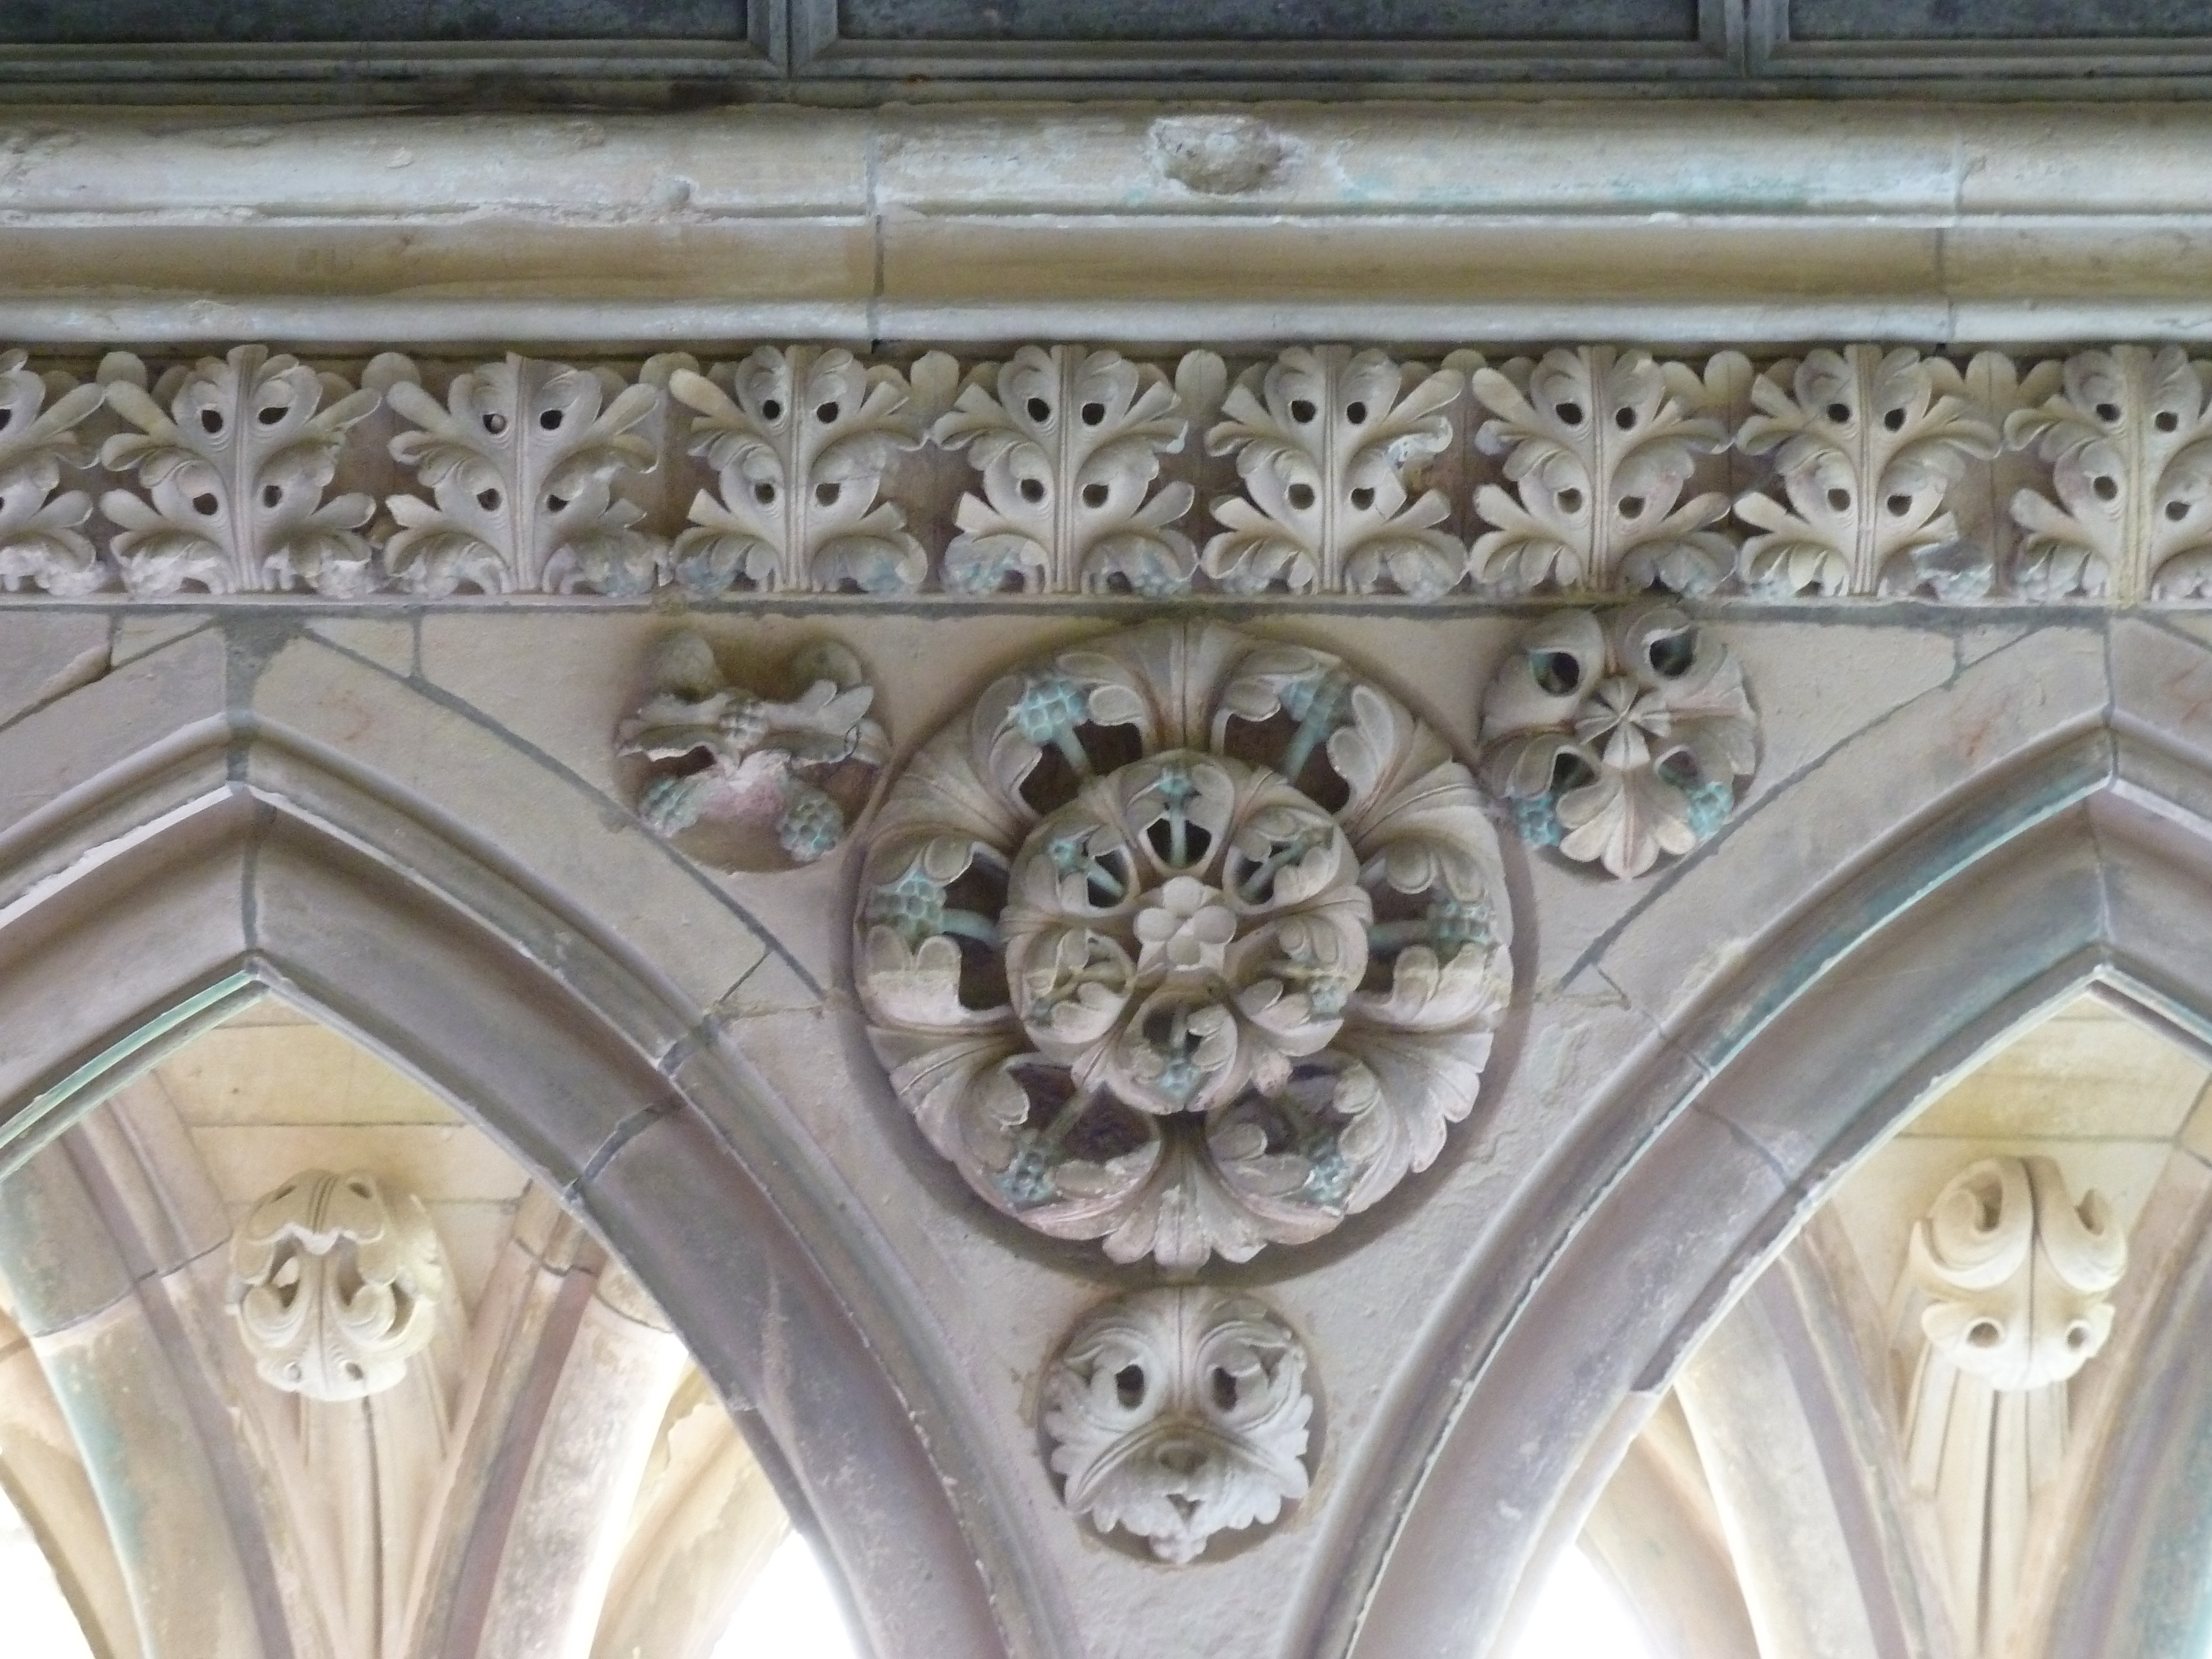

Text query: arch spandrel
(0, 649), (1046, 1659)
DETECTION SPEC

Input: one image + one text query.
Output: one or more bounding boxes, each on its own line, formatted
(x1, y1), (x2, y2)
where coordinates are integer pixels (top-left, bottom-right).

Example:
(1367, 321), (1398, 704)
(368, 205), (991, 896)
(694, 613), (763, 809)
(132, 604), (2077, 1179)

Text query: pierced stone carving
(228, 1168), (447, 1402)
(382, 353), (665, 596)
(668, 347), (948, 595)
(2005, 345), (2212, 601)
(1735, 346), (2003, 599)
(1903, 1156), (2127, 1656)
(98, 347), (382, 597)
(1203, 346), (1465, 597)
(857, 620), (1512, 1270)
(934, 345), (1208, 596)
(619, 630), (886, 869)
(1044, 1287), (1312, 1564)
(0, 351), (105, 596)
(1481, 606), (1756, 879)
(1471, 347), (1738, 596)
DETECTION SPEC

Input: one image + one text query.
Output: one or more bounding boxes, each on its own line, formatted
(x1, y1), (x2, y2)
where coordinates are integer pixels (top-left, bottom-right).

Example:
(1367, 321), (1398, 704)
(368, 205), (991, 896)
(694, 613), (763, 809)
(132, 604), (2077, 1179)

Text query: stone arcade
(9, 19), (2212, 1659)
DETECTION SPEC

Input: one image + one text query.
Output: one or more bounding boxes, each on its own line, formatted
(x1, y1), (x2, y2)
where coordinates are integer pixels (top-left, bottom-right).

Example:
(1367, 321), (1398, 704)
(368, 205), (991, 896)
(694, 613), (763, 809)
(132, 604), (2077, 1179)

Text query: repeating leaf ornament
(97, 346), (380, 597)
(857, 620), (1512, 1270)
(382, 353), (665, 597)
(1734, 346), (2001, 598)
(668, 347), (947, 595)
(1470, 348), (1737, 596)
(1481, 606), (1756, 879)
(2005, 345), (2212, 601)
(933, 346), (1202, 595)
(0, 351), (105, 595)
(1203, 346), (1465, 597)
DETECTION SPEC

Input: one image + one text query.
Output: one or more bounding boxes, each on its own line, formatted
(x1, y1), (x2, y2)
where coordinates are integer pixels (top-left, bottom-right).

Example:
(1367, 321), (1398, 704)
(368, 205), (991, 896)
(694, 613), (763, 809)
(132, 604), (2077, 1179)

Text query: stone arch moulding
(1315, 618), (2212, 1659)
(0, 642), (1052, 1659)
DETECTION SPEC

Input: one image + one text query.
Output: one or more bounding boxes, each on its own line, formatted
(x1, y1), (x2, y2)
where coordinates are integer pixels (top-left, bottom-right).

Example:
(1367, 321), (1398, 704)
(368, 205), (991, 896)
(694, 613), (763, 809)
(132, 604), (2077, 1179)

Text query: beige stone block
(195, 1123), (530, 1208)
(1911, 995), (2209, 1142)
(112, 613), (210, 667)
(306, 615), (414, 677)
(154, 1020), (456, 1126)
(0, 613), (108, 734)
(251, 635), (770, 1013)
(1957, 107), (2212, 215)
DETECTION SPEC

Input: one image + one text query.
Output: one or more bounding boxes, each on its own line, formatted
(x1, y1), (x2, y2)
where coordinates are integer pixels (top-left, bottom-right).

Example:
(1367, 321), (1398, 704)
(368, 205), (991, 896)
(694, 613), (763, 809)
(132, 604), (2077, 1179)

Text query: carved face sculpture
(1043, 1287), (1312, 1565)
(228, 1169), (447, 1402)
(1910, 1155), (2126, 1393)
(857, 620), (1512, 1271)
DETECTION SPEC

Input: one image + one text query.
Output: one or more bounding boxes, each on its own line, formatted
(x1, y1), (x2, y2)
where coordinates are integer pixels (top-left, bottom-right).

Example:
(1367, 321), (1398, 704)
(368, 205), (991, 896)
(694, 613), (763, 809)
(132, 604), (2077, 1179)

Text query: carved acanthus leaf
(1735, 346), (2001, 598)
(619, 630), (887, 868)
(669, 347), (946, 595)
(0, 351), (105, 596)
(97, 346), (380, 597)
(1204, 347), (1465, 597)
(1471, 348), (1736, 596)
(1044, 1287), (1312, 1564)
(383, 353), (665, 596)
(935, 346), (1201, 595)
(227, 1168), (447, 1403)
(858, 620), (1511, 1269)
(2005, 345), (2212, 601)
(1481, 606), (1756, 879)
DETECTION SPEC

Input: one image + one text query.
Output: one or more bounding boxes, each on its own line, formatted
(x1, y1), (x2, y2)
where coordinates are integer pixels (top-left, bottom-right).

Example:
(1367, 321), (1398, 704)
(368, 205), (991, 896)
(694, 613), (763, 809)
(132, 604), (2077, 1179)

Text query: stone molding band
(6, 340), (2212, 606)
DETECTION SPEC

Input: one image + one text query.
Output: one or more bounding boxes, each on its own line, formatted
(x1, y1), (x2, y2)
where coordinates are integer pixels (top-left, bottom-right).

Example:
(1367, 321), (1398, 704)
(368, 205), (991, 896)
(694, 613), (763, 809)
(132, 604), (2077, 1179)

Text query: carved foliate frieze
(619, 630), (886, 868)
(1735, 346), (2002, 599)
(1044, 1287), (1311, 1564)
(1481, 606), (1756, 878)
(7, 338), (2212, 602)
(857, 620), (1512, 1270)
(1471, 347), (1739, 596)
(228, 1168), (447, 1402)
(669, 347), (947, 595)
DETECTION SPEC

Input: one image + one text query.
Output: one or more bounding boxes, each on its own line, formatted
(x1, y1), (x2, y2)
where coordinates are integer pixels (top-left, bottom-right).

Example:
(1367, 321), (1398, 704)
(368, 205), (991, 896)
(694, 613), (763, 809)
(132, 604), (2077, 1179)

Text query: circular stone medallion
(857, 621), (1512, 1270)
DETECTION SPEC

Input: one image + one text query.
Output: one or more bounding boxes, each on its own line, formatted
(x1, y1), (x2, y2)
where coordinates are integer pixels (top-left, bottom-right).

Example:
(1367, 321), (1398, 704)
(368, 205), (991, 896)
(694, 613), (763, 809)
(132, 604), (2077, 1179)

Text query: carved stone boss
(5, 340), (2212, 602)
(1044, 1287), (1312, 1566)
(228, 1168), (448, 1403)
(1903, 1155), (2127, 1655)
(856, 619), (1514, 1272)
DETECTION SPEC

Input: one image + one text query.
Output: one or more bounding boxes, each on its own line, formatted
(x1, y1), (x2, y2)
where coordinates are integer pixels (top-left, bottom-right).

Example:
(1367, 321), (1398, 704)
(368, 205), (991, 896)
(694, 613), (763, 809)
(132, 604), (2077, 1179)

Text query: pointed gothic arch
(1321, 617), (2212, 1659)
(0, 625), (1050, 1659)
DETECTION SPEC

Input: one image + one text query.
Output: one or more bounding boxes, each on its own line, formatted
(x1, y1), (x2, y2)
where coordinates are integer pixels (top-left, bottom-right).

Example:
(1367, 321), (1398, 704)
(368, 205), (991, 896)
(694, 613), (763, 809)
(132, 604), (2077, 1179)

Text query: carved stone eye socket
(257, 403), (287, 427)
(1887, 493), (1912, 517)
(1211, 1366), (1238, 1412)
(754, 483), (776, 505)
(1115, 1363), (1146, 1407)
(2095, 401), (2122, 423)
(1614, 405), (1636, 431)
(1082, 482), (1109, 509)
(1966, 1318), (2003, 1348)
(1288, 399), (1317, 424)
(1883, 406), (1907, 431)
(483, 411), (508, 436)
(1827, 486), (1851, 513)
(1556, 486), (1584, 514)
(2065, 1322), (2091, 1350)
(1345, 400), (1368, 425)
(1025, 397), (1051, 424)
(1020, 477), (1047, 504)
(761, 398), (783, 421)
(1647, 629), (1697, 679)
(1286, 483), (1316, 511)
(1825, 401), (1850, 423)
(2094, 474), (2120, 502)
(816, 400), (841, 424)
(1349, 487), (1374, 511)
(1081, 400), (1106, 426)
(1554, 401), (1583, 426)
(1532, 649), (1581, 697)
(201, 408), (225, 435)
(538, 408), (563, 431)
(262, 484), (283, 508)
(2157, 410), (2181, 432)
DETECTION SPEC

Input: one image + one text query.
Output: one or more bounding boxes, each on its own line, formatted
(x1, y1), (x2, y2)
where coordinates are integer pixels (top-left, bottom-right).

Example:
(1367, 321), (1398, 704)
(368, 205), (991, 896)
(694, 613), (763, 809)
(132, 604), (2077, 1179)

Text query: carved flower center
(1133, 875), (1237, 979)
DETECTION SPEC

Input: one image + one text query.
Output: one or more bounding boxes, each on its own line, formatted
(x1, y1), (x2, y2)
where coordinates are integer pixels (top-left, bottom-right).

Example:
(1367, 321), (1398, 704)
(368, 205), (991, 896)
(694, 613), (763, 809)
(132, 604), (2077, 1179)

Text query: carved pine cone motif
(857, 620), (1513, 1271)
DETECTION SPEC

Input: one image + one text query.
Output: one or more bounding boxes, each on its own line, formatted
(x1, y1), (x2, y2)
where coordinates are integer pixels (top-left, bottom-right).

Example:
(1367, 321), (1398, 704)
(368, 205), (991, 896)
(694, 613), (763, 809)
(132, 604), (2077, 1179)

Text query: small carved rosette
(857, 620), (1512, 1270)
(620, 631), (887, 870)
(1044, 1287), (1312, 1564)
(227, 1169), (447, 1402)
(1481, 605), (1755, 879)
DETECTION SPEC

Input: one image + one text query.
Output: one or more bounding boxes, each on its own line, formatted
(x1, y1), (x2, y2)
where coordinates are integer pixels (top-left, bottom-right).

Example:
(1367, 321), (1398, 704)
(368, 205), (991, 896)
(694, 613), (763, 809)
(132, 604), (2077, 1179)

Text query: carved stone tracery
(857, 620), (1512, 1270)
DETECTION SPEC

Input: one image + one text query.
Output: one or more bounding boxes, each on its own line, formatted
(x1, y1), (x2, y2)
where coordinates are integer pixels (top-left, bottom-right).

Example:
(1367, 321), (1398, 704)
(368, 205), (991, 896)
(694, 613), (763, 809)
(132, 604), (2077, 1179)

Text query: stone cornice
(8, 338), (2212, 604)
(5, 103), (2212, 342)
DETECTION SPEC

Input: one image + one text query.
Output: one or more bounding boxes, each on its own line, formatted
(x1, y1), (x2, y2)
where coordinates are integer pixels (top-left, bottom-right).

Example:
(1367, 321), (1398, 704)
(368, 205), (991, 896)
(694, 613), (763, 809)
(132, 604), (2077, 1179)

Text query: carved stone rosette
(1481, 604), (1756, 879)
(227, 1168), (448, 1402)
(1044, 1287), (1312, 1565)
(857, 620), (1512, 1270)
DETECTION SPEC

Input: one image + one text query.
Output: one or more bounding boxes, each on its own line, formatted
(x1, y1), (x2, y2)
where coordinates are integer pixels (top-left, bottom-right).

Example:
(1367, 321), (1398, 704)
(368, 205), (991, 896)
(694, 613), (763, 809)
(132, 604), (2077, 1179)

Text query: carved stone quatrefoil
(856, 620), (1512, 1270)
(1044, 1287), (1312, 1564)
